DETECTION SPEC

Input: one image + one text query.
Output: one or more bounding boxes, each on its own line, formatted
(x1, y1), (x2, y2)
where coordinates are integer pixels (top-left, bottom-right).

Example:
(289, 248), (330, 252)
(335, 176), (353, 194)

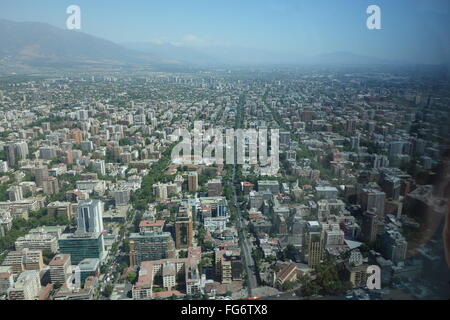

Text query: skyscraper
(76, 199), (104, 234)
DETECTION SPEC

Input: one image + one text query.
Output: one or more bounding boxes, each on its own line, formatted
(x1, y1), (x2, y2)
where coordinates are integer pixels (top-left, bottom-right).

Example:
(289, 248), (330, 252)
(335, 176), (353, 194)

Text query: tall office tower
(361, 209), (378, 243)
(76, 199), (104, 234)
(128, 232), (175, 266)
(360, 188), (386, 219)
(207, 179), (222, 197)
(188, 171), (198, 192)
(58, 231), (104, 265)
(42, 177), (60, 195)
(7, 185), (23, 201)
(92, 159), (106, 176)
(175, 204), (193, 249)
(302, 221), (324, 268)
(34, 166), (49, 187)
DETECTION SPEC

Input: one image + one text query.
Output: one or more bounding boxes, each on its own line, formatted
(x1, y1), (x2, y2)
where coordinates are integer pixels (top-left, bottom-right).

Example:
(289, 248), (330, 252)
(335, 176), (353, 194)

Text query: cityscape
(0, 0), (449, 302)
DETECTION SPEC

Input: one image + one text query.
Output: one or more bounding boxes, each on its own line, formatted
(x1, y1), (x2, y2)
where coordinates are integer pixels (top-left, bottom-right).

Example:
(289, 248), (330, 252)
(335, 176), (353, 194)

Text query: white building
(7, 270), (41, 300)
(77, 199), (104, 234)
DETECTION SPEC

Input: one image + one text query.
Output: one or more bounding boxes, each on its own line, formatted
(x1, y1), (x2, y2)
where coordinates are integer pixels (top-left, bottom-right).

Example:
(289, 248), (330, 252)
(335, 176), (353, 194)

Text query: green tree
(103, 284), (114, 298)
(42, 249), (55, 265)
(127, 272), (138, 284)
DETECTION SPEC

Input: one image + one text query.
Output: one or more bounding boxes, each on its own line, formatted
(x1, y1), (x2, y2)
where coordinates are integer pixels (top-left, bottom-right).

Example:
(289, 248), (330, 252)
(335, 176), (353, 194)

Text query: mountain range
(0, 19), (408, 74)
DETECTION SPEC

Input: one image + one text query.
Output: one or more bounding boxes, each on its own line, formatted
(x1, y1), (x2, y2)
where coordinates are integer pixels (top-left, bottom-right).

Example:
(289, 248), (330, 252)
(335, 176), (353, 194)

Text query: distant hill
(121, 42), (403, 67)
(121, 41), (220, 66)
(300, 51), (401, 66)
(0, 19), (179, 73)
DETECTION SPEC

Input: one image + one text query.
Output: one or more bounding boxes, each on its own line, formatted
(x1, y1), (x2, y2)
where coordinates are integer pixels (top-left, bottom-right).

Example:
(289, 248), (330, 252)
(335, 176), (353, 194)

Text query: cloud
(172, 34), (205, 47)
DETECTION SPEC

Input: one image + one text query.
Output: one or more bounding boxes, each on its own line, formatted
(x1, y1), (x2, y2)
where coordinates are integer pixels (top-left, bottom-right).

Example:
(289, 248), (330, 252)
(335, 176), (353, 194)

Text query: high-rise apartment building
(42, 177), (59, 195)
(188, 172), (198, 192)
(361, 209), (378, 243)
(207, 179), (222, 197)
(302, 221), (324, 268)
(129, 232), (175, 266)
(360, 188), (386, 219)
(34, 166), (49, 187)
(92, 159), (106, 176)
(5, 141), (28, 167)
(49, 254), (71, 284)
(175, 204), (193, 249)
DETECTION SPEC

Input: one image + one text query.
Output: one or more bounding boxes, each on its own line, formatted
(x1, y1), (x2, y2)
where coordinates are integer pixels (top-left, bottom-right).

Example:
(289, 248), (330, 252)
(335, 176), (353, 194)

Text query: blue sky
(0, 0), (449, 64)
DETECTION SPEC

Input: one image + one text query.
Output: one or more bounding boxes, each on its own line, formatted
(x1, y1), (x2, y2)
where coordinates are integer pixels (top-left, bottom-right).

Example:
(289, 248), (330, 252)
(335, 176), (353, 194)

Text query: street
(230, 164), (258, 297)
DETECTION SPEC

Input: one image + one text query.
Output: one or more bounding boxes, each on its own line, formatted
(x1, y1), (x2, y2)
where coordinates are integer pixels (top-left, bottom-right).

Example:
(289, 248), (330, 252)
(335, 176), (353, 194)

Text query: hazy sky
(0, 0), (449, 64)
